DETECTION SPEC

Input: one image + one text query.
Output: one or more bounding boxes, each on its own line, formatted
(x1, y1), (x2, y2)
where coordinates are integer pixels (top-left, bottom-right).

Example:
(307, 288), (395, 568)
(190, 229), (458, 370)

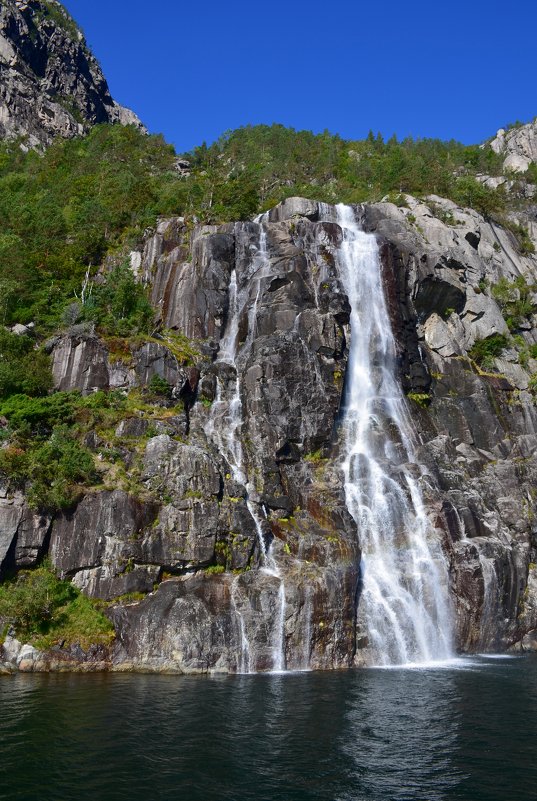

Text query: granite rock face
(3, 193), (537, 673)
(489, 119), (537, 173)
(0, 0), (143, 148)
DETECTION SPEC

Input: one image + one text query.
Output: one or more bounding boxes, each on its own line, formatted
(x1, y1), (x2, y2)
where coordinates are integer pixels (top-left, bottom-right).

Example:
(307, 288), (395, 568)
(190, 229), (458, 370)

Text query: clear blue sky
(63, 0), (537, 154)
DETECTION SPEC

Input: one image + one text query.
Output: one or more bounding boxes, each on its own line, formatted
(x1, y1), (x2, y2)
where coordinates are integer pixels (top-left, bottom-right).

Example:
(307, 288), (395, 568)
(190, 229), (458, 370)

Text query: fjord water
(335, 205), (452, 666)
(1, 657), (536, 801)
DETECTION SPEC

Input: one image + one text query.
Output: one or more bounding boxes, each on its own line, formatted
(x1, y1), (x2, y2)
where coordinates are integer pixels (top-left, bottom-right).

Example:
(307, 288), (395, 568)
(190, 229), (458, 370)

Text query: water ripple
(0, 657), (536, 801)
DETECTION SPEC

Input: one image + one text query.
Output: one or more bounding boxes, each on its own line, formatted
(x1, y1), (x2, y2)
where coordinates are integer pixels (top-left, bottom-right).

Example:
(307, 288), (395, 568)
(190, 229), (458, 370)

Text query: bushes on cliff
(0, 120), (522, 341)
(185, 125), (506, 217)
(469, 334), (509, 370)
(0, 388), (102, 510)
(78, 261), (154, 337)
(0, 391), (84, 434)
(0, 125), (180, 330)
(0, 330), (52, 400)
(451, 177), (506, 217)
(0, 561), (114, 649)
(0, 425), (97, 511)
(491, 276), (536, 331)
(0, 562), (74, 639)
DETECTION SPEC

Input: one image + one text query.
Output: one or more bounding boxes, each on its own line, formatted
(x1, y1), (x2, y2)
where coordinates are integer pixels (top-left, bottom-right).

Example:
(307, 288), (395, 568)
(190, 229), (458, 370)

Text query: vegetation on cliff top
(0, 121), (514, 338)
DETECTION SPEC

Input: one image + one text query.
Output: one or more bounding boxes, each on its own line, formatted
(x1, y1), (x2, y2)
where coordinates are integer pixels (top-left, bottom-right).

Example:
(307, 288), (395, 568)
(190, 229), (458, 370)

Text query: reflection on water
(0, 656), (536, 801)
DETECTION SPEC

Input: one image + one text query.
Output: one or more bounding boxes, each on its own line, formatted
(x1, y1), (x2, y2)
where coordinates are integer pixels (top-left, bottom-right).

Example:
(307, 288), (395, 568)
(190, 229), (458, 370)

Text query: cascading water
(334, 204), (453, 666)
(205, 222), (286, 673)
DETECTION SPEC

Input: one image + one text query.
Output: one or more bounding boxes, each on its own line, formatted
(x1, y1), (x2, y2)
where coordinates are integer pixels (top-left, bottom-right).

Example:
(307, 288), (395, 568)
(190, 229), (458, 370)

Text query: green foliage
(385, 192), (409, 207)
(491, 276), (536, 331)
(451, 177), (505, 217)
(34, 1), (81, 39)
(205, 564), (225, 575)
(0, 561), (114, 648)
(25, 427), (97, 510)
(80, 261), (154, 336)
(0, 425), (97, 511)
(0, 330), (52, 399)
(304, 449), (325, 463)
(0, 391), (84, 434)
(148, 374), (171, 397)
(0, 125), (179, 331)
(504, 221), (536, 255)
(468, 334), (509, 370)
(185, 125), (505, 220)
(407, 392), (431, 408)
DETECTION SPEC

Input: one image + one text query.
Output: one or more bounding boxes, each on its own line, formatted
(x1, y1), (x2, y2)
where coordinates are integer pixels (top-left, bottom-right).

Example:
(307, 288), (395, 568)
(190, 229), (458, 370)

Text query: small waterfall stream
(334, 204), (453, 666)
(205, 223), (287, 673)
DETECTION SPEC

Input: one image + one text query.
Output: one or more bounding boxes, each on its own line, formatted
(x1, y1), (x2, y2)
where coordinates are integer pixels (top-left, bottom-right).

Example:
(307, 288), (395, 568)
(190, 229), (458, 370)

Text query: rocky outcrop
(489, 119), (537, 173)
(0, 493), (50, 574)
(48, 330), (197, 399)
(0, 0), (143, 148)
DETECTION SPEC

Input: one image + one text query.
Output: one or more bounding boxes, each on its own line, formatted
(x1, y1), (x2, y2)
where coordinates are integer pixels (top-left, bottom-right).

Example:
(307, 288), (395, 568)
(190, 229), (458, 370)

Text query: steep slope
(0, 0), (143, 147)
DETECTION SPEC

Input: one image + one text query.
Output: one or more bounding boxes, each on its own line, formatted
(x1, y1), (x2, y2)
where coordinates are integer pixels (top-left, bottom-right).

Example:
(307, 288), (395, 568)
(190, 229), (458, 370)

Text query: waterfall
(205, 223), (286, 673)
(334, 204), (453, 666)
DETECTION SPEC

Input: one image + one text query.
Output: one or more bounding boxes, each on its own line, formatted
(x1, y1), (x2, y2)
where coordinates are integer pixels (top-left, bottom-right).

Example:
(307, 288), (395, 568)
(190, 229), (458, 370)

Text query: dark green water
(1, 655), (536, 801)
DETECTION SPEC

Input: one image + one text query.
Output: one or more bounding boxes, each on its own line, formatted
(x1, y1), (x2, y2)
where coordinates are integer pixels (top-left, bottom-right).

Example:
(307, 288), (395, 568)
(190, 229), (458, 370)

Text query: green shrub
(0, 391), (83, 435)
(0, 562), (114, 649)
(491, 276), (535, 331)
(80, 261), (154, 337)
(407, 392), (431, 408)
(205, 564), (225, 575)
(0, 424), (97, 511)
(304, 449), (325, 463)
(0, 330), (52, 400)
(148, 374), (171, 397)
(469, 334), (509, 369)
(0, 125), (179, 332)
(26, 427), (97, 510)
(451, 177), (505, 218)
(0, 562), (74, 639)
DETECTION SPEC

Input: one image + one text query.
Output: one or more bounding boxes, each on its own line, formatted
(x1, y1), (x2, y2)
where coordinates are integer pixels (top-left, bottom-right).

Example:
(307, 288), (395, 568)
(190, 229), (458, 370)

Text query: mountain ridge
(0, 0), (143, 147)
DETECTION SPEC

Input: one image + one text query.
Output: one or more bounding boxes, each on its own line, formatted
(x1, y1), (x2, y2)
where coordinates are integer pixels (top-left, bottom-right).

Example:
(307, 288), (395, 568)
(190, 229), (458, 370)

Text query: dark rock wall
(3, 194), (537, 672)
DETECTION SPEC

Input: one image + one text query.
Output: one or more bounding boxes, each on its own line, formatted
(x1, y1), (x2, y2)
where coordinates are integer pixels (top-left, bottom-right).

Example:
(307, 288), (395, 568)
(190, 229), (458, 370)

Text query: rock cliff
(489, 118), (537, 173)
(3, 190), (537, 673)
(0, 0), (143, 147)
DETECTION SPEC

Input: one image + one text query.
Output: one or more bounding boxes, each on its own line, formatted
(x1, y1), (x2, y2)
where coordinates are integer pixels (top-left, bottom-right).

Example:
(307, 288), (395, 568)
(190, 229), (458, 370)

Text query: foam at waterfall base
(368, 654), (524, 671)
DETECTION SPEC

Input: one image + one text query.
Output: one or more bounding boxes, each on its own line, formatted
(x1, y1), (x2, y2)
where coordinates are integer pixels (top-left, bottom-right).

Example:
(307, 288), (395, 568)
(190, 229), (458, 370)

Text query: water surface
(1, 655), (536, 801)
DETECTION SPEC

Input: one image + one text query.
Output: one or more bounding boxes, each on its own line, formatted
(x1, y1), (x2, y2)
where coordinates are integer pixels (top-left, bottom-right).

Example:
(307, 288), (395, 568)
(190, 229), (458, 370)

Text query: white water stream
(334, 204), (453, 666)
(205, 224), (286, 673)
